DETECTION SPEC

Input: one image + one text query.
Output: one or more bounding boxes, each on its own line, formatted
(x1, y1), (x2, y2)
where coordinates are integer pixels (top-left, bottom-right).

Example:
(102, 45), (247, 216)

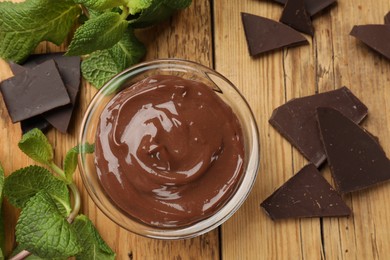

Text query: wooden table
(2, 0), (390, 259)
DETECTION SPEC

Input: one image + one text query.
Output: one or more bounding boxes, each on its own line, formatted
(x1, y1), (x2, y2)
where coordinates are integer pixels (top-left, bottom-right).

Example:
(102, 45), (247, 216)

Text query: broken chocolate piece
(10, 54), (81, 133)
(241, 12), (308, 56)
(350, 25), (390, 60)
(317, 107), (390, 193)
(269, 87), (367, 167)
(261, 164), (351, 220)
(271, 0), (337, 17)
(280, 0), (314, 36)
(385, 11), (390, 24)
(21, 115), (51, 134)
(0, 60), (70, 123)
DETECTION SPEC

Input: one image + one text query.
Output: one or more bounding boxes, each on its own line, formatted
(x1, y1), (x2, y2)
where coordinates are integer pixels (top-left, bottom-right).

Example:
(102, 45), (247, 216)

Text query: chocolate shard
(0, 60), (70, 123)
(280, 0), (314, 36)
(21, 115), (51, 134)
(9, 53), (81, 133)
(271, 0), (337, 17)
(269, 87), (367, 167)
(317, 107), (390, 193)
(385, 11), (390, 24)
(261, 164), (351, 220)
(350, 25), (390, 60)
(241, 12), (308, 56)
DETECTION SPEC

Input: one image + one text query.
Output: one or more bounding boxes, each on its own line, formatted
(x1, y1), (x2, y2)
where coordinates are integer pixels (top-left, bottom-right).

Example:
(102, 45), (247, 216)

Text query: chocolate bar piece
(271, 0), (337, 17)
(261, 164), (351, 220)
(241, 12), (308, 56)
(0, 60), (70, 123)
(269, 87), (367, 167)
(20, 115), (51, 134)
(385, 11), (390, 24)
(350, 25), (390, 60)
(10, 53), (81, 133)
(317, 107), (390, 193)
(280, 0), (314, 36)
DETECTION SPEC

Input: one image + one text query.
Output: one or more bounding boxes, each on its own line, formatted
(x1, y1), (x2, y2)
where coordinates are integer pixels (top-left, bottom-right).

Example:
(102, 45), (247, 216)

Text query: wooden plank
(214, 0), (390, 259)
(0, 0), (218, 259)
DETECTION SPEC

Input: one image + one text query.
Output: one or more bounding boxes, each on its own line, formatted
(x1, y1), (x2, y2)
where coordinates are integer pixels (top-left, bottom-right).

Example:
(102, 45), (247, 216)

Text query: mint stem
(49, 162), (66, 180)
(67, 183), (81, 223)
(9, 250), (31, 260)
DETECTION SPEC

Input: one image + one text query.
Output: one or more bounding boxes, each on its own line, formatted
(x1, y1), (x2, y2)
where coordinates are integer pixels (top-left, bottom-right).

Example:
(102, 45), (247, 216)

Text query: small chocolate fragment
(350, 25), (390, 60)
(10, 53), (81, 133)
(317, 107), (390, 193)
(269, 87), (367, 167)
(0, 60), (70, 123)
(271, 0), (337, 16)
(20, 115), (51, 134)
(280, 0), (314, 36)
(241, 12), (308, 56)
(261, 164), (351, 220)
(385, 11), (390, 24)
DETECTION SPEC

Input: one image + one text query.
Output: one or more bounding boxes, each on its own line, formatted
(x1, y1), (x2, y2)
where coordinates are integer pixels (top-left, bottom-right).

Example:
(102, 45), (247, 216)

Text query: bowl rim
(78, 58), (260, 239)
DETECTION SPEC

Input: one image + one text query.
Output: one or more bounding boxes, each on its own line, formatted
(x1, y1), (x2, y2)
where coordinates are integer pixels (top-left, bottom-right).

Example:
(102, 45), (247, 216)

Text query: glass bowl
(78, 59), (260, 239)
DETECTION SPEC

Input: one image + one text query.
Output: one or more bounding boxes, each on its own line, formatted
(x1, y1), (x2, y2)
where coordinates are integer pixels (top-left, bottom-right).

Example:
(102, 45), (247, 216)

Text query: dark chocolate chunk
(261, 164), (351, 220)
(280, 0), (314, 36)
(20, 115), (51, 134)
(10, 54), (81, 133)
(0, 60), (70, 123)
(241, 12), (308, 56)
(385, 11), (390, 24)
(271, 0), (337, 16)
(350, 25), (390, 60)
(317, 107), (390, 193)
(269, 87), (367, 167)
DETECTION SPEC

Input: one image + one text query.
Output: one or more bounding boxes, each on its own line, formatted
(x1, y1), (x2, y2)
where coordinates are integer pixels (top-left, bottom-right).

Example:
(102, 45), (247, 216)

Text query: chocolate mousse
(95, 75), (245, 227)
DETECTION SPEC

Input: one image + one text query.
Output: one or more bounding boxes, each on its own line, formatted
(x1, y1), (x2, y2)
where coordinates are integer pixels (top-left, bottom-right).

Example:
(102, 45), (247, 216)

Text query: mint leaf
(64, 143), (94, 183)
(16, 191), (81, 258)
(18, 128), (54, 165)
(66, 12), (128, 56)
(127, 0), (153, 15)
(0, 0), (81, 63)
(74, 0), (124, 11)
(11, 244), (66, 260)
(163, 0), (192, 9)
(73, 215), (115, 260)
(81, 28), (146, 88)
(128, 0), (175, 28)
(4, 166), (71, 216)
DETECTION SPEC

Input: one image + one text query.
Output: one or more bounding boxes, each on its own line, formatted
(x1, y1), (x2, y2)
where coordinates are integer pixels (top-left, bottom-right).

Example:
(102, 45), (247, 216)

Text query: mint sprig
(0, 0), (81, 63)
(16, 191), (81, 258)
(0, 0), (192, 88)
(2, 129), (102, 259)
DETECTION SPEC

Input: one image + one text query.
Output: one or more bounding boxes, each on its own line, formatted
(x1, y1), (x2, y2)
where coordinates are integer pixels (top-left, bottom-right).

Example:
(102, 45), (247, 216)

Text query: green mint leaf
(73, 215), (115, 260)
(11, 244), (67, 260)
(64, 143), (94, 183)
(81, 28), (146, 88)
(18, 128), (54, 165)
(16, 191), (81, 259)
(128, 0), (175, 28)
(127, 0), (153, 15)
(4, 166), (71, 216)
(0, 0), (81, 63)
(162, 0), (192, 9)
(66, 12), (128, 56)
(74, 0), (124, 11)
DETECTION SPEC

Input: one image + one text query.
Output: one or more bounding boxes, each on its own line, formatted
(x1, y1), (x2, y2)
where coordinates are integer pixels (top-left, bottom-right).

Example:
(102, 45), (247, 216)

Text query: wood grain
(2, 0), (390, 259)
(214, 0), (390, 260)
